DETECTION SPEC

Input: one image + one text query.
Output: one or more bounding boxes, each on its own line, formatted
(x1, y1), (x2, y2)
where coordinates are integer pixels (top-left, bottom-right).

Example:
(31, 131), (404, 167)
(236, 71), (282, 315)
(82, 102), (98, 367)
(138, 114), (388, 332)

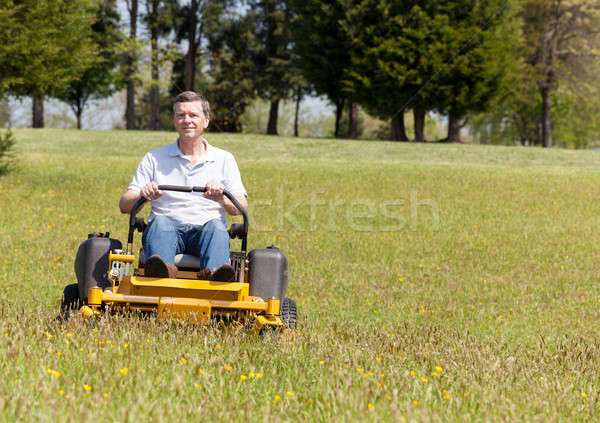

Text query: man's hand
(204, 181), (225, 202)
(141, 181), (163, 201)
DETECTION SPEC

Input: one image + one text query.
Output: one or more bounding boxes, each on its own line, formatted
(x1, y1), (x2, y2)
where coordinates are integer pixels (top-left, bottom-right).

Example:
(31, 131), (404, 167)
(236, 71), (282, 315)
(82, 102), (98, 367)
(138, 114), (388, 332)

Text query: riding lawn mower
(60, 185), (297, 336)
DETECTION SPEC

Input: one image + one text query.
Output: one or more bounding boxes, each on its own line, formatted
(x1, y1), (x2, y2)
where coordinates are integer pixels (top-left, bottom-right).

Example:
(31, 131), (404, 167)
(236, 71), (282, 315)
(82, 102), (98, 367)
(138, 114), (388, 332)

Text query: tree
(53, 0), (122, 129)
(124, 0), (139, 129)
(0, 0), (98, 128)
(0, 129), (16, 176)
(170, 0), (229, 93)
(143, 0), (175, 130)
(290, 0), (354, 138)
(249, 0), (295, 135)
(522, 0), (600, 148)
(343, 0), (520, 142)
(201, 10), (259, 132)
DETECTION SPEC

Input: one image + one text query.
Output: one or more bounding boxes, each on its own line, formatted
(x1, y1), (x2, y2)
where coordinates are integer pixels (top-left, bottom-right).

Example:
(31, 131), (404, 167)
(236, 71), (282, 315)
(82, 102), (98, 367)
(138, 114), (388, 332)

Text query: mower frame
(76, 185), (291, 335)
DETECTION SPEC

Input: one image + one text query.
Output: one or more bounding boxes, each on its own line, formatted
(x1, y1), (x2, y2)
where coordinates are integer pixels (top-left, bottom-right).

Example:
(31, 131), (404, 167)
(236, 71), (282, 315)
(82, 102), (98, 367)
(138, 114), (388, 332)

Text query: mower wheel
(60, 283), (82, 319)
(280, 297), (297, 330)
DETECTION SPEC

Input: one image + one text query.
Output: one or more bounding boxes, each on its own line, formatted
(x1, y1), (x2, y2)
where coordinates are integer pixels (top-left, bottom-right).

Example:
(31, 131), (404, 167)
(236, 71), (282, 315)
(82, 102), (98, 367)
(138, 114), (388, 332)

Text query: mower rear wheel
(60, 283), (82, 319)
(279, 297), (297, 330)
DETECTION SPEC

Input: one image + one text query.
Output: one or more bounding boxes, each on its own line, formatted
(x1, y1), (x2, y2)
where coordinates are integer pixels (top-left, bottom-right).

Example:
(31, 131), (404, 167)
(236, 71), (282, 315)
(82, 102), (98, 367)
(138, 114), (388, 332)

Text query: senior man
(119, 91), (248, 281)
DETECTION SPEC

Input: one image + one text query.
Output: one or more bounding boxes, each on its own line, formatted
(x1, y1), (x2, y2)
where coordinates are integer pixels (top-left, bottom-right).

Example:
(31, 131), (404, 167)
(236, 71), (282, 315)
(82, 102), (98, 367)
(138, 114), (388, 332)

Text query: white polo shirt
(128, 139), (247, 225)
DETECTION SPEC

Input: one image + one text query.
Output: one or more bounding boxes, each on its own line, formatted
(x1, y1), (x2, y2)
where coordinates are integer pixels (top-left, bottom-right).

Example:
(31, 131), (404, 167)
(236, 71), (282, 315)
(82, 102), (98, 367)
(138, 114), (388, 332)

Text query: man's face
(174, 101), (209, 139)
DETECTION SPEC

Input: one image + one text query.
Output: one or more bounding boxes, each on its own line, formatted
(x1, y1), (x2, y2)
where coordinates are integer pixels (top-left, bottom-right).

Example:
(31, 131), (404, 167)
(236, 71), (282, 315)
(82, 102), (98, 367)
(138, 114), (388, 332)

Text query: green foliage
(289, 0), (352, 105)
(201, 11), (260, 132)
(52, 0), (123, 128)
(0, 0), (99, 99)
(0, 129), (16, 176)
(343, 0), (521, 124)
(247, 0), (296, 102)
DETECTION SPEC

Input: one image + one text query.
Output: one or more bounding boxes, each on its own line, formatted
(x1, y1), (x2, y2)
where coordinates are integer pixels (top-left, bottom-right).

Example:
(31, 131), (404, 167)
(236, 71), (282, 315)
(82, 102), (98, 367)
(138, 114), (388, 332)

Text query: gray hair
(173, 91), (210, 119)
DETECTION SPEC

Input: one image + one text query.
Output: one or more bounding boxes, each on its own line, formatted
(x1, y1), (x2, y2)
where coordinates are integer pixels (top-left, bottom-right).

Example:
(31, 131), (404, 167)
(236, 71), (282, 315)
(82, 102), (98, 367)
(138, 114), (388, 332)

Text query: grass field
(1, 128), (600, 421)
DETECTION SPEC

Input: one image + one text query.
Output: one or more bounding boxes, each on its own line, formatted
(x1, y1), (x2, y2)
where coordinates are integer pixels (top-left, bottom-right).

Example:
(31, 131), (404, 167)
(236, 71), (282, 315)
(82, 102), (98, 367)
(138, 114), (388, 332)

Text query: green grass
(1, 128), (600, 421)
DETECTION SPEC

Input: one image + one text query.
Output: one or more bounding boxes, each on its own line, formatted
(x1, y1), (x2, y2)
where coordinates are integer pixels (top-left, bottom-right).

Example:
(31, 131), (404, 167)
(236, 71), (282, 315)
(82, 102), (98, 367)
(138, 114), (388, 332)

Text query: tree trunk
(266, 99), (279, 135)
(348, 102), (358, 138)
(447, 111), (462, 142)
(76, 107), (82, 130)
(413, 108), (425, 142)
(125, 0), (138, 130)
(185, 0), (199, 91)
(390, 113), (408, 141)
(293, 88), (302, 137)
(32, 96), (44, 128)
(150, 32), (159, 130)
(334, 98), (345, 138)
(540, 86), (552, 148)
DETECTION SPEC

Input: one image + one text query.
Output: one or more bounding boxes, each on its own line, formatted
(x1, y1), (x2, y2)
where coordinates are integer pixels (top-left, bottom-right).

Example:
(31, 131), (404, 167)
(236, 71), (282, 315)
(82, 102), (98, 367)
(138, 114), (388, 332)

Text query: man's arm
(204, 181), (248, 215)
(119, 190), (142, 214)
(223, 193), (248, 216)
(119, 182), (163, 214)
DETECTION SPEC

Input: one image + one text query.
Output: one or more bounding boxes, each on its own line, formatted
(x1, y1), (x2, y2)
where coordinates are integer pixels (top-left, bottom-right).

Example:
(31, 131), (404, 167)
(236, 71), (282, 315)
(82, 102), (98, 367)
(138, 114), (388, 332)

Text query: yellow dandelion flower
(286, 391), (293, 397)
(66, 333), (72, 338)
(249, 372), (255, 378)
(224, 365), (232, 371)
(444, 394), (450, 400)
(181, 357), (187, 364)
(217, 344), (222, 349)
(194, 383), (200, 388)
(58, 389), (64, 396)
(103, 393), (109, 398)
(421, 377), (428, 383)
(435, 366), (443, 372)
(124, 344), (129, 348)
(582, 392), (588, 398)
(240, 375), (247, 380)
(120, 367), (129, 376)
(386, 395), (392, 400)
(410, 370), (416, 376)
(413, 399), (420, 405)
(356, 368), (363, 373)
(319, 360), (324, 365)
(376, 357), (381, 361)
(256, 373), (263, 378)
(84, 384), (92, 392)
(273, 394), (280, 404)
(138, 344), (143, 349)
(431, 372), (439, 377)
(198, 368), (204, 375)
(368, 402), (374, 410)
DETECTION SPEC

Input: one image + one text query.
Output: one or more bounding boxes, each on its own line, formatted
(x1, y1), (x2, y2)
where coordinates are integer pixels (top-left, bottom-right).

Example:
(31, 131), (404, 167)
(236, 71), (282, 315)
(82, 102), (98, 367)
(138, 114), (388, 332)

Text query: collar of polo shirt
(170, 138), (216, 164)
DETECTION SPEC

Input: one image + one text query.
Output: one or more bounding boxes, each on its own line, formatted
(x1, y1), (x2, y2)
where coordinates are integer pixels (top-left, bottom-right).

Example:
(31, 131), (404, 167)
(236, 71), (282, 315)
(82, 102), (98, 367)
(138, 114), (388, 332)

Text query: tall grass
(0, 129), (599, 421)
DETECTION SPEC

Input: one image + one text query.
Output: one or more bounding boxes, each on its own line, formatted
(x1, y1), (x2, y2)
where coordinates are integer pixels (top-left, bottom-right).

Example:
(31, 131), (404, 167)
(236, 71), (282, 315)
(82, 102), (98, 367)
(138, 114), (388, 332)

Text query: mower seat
(139, 250), (201, 270)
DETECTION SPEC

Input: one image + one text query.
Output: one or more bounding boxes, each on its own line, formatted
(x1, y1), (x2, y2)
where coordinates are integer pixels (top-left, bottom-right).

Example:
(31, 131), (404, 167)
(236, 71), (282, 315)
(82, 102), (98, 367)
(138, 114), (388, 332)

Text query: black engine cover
(248, 245), (289, 301)
(74, 235), (122, 303)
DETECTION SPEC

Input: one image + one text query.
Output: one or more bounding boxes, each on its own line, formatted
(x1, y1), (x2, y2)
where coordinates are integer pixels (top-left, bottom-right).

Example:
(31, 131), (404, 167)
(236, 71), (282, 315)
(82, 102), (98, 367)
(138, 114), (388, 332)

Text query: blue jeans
(142, 215), (230, 270)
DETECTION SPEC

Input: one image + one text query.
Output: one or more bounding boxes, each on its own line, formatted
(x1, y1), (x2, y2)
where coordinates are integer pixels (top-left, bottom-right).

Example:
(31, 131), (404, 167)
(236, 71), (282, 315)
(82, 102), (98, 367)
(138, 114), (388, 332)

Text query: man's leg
(186, 219), (230, 271)
(142, 215), (183, 276)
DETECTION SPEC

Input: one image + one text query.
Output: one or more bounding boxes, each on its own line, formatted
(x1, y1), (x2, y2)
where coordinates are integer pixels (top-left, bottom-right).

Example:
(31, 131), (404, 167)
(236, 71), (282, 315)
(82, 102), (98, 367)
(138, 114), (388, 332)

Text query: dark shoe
(210, 264), (236, 282)
(197, 268), (212, 280)
(145, 255), (170, 278)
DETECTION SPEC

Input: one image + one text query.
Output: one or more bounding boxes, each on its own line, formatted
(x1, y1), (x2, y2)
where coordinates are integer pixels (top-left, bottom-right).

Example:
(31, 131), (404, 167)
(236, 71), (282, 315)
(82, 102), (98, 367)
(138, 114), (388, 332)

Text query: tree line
(1, 0), (599, 148)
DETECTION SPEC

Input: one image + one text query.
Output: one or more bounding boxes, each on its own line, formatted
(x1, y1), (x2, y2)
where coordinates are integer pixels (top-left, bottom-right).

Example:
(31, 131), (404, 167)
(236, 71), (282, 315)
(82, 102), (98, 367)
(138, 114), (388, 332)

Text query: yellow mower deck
(79, 252), (285, 335)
